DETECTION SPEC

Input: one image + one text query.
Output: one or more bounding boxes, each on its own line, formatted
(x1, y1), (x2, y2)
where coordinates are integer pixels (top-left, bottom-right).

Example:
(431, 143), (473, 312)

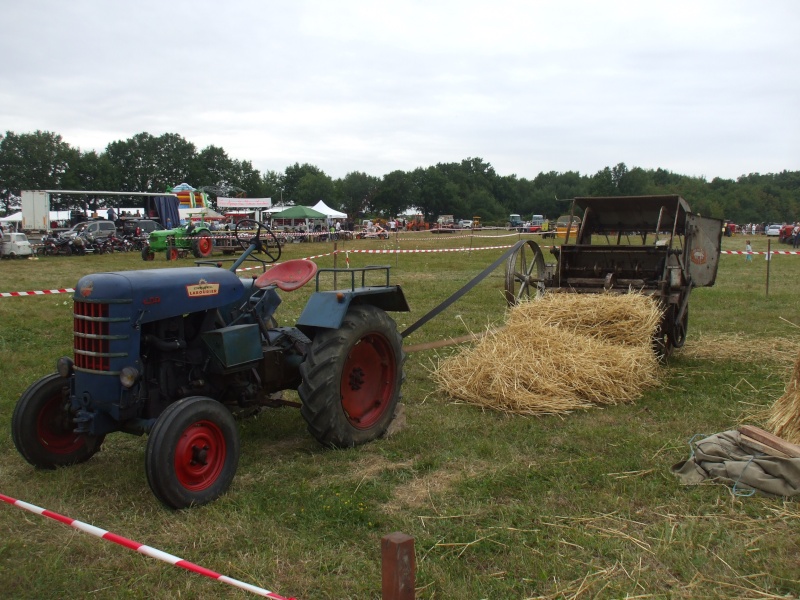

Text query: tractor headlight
(120, 366), (140, 388)
(56, 356), (74, 378)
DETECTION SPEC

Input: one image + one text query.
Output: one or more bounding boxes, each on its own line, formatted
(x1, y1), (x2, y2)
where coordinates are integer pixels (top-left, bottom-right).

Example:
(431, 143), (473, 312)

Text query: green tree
(373, 170), (415, 219)
(189, 145), (235, 189)
(104, 132), (196, 193)
(0, 130), (77, 213)
(282, 163), (327, 203)
(260, 170), (284, 203)
(294, 172), (334, 206)
(59, 150), (116, 212)
(589, 167), (616, 196)
(336, 171), (380, 218)
(412, 166), (458, 223)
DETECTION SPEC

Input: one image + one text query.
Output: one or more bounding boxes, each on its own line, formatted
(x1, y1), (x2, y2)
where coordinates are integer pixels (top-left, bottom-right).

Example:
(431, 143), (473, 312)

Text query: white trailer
(21, 190), (50, 232)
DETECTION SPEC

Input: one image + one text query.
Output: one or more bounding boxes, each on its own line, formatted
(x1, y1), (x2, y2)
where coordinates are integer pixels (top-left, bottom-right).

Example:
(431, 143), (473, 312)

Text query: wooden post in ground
(381, 532), (415, 600)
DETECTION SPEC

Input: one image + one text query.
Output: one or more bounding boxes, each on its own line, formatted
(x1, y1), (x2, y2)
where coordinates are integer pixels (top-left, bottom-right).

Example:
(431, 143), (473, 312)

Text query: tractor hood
(74, 267), (244, 323)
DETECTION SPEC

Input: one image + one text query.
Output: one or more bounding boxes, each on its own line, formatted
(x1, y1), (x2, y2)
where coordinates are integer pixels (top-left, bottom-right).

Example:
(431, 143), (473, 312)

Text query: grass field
(1, 230), (799, 599)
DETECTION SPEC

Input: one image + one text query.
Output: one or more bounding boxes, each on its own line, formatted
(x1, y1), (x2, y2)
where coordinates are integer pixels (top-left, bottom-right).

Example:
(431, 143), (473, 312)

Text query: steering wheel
(234, 219), (282, 263)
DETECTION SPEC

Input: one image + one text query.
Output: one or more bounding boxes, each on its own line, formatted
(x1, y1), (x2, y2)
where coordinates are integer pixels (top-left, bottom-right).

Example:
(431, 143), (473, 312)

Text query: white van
(1, 232), (33, 258)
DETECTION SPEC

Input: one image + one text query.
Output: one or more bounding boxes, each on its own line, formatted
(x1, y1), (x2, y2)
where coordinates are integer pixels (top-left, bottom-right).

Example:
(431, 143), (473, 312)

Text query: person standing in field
(745, 240), (753, 262)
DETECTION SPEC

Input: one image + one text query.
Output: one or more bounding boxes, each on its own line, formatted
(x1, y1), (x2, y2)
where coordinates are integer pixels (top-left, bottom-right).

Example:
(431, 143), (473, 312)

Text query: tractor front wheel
(141, 245), (155, 261)
(299, 305), (405, 447)
(145, 397), (240, 509)
(11, 374), (104, 468)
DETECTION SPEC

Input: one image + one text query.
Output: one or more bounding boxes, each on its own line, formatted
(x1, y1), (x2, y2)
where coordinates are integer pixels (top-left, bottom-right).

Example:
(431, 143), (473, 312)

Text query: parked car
(458, 219), (473, 229)
(63, 220), (117, 239)
(765, 224), (783, 236)
(1, 232), (33, 258)
(121, 219), (163, 238)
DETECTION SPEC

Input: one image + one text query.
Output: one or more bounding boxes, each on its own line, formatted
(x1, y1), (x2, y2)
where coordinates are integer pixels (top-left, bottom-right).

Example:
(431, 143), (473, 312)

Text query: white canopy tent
(312, 200), (347, 219)
(0, 211), (22, 222)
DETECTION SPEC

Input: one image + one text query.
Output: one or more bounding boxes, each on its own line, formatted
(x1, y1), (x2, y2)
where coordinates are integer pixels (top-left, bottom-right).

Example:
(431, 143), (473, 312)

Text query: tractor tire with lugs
(299, 304), (405, 448)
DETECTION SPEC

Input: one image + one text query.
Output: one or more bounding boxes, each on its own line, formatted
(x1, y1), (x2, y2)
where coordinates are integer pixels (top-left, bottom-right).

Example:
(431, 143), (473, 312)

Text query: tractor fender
(297, 286), (410, 331)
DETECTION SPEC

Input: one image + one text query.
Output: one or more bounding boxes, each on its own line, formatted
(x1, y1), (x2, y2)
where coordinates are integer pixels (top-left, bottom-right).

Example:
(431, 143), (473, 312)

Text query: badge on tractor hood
(186, 279), (220, 298)
(79, 280), (94, 298)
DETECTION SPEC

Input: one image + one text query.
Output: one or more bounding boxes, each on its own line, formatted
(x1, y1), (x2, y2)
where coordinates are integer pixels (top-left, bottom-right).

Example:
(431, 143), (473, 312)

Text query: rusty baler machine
(504, 195), (723, 357)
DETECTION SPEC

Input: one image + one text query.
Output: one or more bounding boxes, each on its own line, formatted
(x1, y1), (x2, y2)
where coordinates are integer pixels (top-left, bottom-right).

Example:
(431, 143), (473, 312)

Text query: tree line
(1, 130), (798, 226)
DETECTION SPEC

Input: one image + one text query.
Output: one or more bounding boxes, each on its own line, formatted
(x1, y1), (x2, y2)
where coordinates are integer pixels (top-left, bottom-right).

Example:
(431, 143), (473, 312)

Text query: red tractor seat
(254, 259), (318, 292)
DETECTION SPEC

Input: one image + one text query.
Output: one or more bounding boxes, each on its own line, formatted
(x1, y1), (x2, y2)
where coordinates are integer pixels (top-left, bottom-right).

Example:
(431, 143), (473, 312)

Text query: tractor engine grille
(74, 301), (110, 371)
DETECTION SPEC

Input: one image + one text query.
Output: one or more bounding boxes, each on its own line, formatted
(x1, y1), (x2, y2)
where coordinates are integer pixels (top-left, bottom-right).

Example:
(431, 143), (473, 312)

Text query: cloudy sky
(1, 0), (798, 182)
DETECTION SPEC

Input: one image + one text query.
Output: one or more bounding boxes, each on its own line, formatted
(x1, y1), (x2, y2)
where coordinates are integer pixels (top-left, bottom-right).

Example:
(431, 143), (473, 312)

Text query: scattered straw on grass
(766, 349), (800, 444)
(681, 333), (800, 365)
(433, 292), (663, 415)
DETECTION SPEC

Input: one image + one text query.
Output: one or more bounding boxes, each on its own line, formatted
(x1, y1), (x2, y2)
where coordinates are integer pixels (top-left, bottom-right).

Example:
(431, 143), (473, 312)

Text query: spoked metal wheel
(504, 240), (547, 306)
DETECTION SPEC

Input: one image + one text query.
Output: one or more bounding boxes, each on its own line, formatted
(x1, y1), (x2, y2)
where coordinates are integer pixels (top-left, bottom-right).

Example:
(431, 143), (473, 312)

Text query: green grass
(1, 231), (799, 599)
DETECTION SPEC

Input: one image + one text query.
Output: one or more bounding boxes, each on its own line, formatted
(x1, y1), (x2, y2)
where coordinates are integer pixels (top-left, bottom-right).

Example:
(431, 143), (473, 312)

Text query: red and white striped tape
(3, 246), (797, 298)
(341, 243), (514, 254)
(0, 492), (295, 599)
(0, 287), (75, 298)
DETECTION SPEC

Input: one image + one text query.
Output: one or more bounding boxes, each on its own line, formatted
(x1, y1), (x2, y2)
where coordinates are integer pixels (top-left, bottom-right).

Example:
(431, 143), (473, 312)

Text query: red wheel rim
(197, 236), (212, 255)
(168, 248), (179, 260)
(36, 393), (85, 455)
(174, 420), (226, 491)
(340, 334), (396, 429)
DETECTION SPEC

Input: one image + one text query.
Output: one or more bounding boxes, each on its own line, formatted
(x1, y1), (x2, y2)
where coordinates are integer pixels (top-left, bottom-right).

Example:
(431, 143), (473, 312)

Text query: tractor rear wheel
(145, 397), (240, 509)
(192, 231), (214, 258)
(12, 373), (104, 468)
(299, 305), (405, 447)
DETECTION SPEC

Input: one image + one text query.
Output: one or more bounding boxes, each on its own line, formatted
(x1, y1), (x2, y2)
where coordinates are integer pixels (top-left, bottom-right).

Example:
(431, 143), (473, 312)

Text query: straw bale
(506, 292), (663, 347)
(433, 293), (662, 415)
(766, 350), (800, 444)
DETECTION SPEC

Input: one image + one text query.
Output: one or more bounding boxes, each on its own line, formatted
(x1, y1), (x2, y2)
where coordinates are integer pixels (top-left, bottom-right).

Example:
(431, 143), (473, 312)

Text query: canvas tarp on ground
(672, 430), (800, 496)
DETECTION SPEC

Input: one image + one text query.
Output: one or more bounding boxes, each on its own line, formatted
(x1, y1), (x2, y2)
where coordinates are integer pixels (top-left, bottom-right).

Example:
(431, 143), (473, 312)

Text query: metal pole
(766, 239), (771, 298)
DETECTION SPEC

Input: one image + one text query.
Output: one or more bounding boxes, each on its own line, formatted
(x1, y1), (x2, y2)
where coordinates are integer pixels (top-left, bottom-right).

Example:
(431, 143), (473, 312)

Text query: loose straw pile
(766, 350), (800, 444)
(433, 293), (663, 415)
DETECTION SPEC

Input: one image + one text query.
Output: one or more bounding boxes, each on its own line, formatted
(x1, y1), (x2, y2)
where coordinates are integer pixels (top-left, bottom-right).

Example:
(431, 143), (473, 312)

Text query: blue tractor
(12, 220), (410, 508)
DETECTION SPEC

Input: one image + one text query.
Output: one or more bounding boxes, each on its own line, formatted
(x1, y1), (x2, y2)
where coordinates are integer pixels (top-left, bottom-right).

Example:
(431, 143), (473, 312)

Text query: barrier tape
(3, 246), (797, 298)
(1, 288), (75, 298)
(0, 492), (295, 599)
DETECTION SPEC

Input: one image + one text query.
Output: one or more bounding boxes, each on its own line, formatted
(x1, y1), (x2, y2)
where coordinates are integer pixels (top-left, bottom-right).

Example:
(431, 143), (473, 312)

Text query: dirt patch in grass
(386, 460), (493, 514)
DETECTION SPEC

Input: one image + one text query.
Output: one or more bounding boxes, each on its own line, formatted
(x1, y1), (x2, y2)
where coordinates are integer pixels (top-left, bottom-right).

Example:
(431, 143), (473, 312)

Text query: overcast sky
(1, 1), (798, 182)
